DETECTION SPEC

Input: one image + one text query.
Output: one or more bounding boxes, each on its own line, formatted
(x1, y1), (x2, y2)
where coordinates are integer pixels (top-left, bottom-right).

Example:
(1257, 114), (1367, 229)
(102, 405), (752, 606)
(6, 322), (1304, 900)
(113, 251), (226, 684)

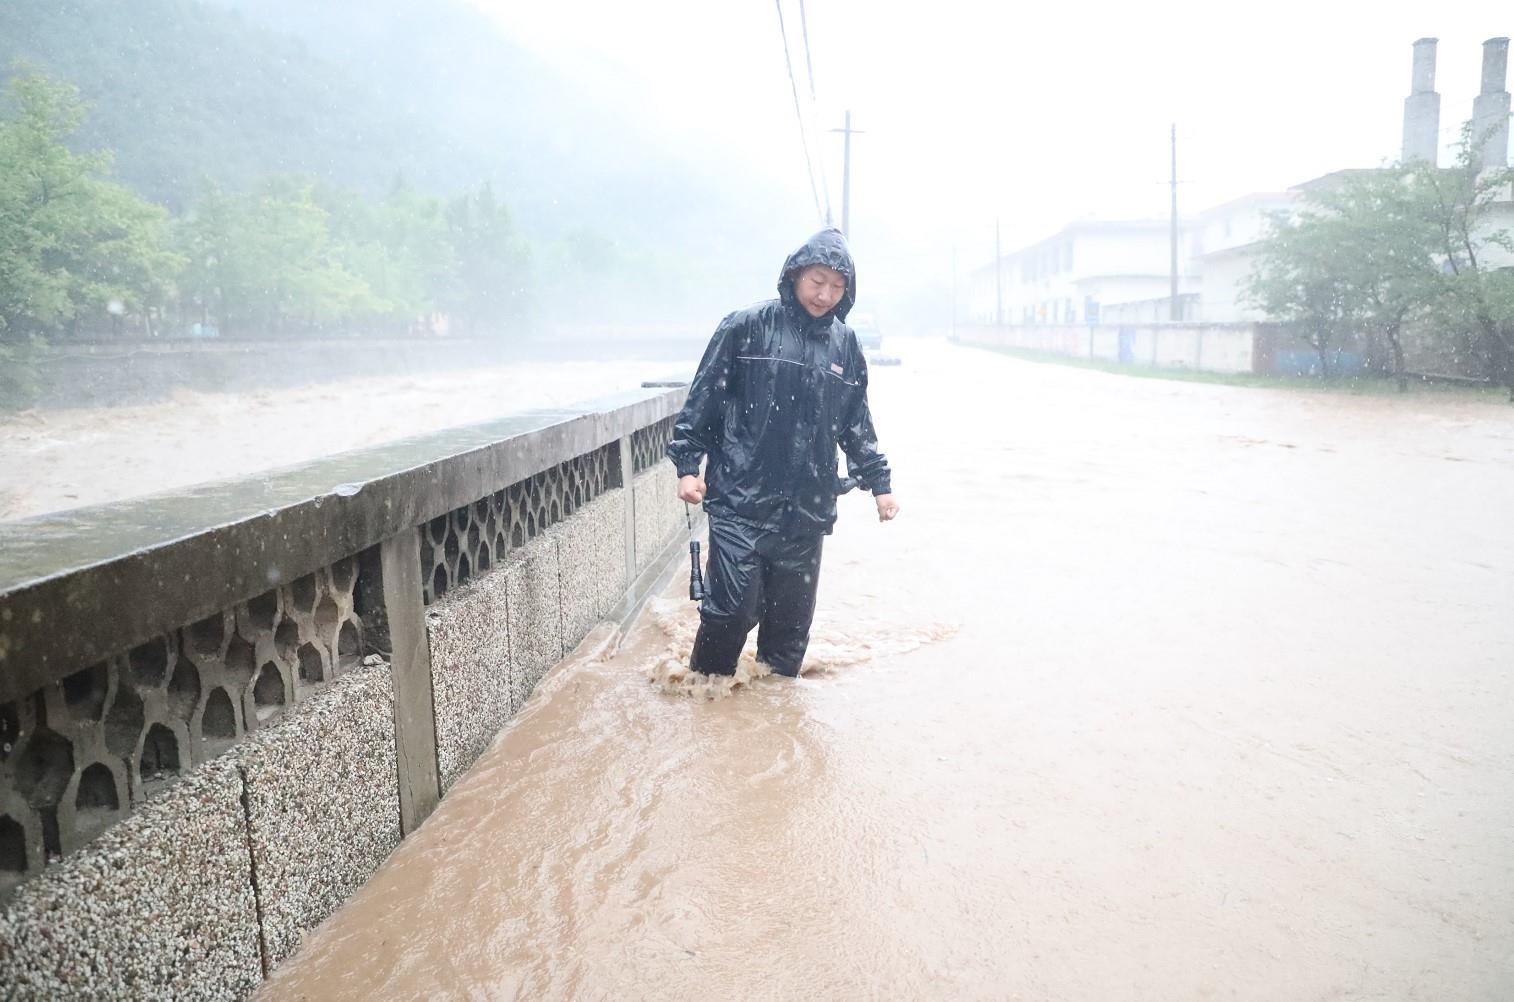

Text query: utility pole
(1169, 123), (1180, 322)
(951, 243), (958, 338)
(994, 219), (1003, 327)
(830, 110), (865, 238)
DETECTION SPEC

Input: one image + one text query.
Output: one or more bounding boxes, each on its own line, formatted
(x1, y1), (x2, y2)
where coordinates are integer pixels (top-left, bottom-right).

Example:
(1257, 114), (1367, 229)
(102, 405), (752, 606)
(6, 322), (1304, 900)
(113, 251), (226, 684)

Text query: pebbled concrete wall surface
(0, 421), (691, 1001)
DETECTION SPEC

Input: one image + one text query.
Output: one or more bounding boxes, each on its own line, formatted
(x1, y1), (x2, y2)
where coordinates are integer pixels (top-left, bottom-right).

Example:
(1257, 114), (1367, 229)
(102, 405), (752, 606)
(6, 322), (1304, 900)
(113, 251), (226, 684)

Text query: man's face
(795, 264), (847, 318)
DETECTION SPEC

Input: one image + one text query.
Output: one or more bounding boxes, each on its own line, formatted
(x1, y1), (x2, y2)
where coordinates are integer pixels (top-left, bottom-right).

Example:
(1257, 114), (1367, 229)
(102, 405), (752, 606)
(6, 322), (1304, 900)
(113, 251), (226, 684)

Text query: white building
(967, 192), (1296, 327)
(965, 220), (1178, 327)
(1108, 191), (1298, 324)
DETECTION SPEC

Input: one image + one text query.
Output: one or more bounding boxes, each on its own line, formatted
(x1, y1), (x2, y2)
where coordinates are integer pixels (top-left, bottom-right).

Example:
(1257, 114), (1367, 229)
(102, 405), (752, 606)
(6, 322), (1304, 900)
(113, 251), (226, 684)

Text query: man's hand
(678, 475), (707, 504)
(875, 493), (900, 522)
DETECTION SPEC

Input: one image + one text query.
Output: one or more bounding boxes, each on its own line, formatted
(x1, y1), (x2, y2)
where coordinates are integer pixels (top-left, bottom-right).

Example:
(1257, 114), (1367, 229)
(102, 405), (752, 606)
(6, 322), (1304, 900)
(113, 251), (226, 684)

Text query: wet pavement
(256, 338), (1514, 1001)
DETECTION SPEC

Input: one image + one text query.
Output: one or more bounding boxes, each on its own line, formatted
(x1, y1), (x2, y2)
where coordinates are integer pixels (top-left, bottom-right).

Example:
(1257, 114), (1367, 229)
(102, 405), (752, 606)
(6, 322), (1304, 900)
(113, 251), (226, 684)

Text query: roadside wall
(954, 322), (1260, 374)
(0, 395), (690, 1000)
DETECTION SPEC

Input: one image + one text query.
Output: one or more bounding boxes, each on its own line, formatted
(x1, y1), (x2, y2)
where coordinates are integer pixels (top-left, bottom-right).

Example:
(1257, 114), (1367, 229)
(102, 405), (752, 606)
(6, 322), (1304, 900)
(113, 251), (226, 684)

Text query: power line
(774, 0), (824, 224)
(798, 0), (818, 100)
(796, 0), (834, 225)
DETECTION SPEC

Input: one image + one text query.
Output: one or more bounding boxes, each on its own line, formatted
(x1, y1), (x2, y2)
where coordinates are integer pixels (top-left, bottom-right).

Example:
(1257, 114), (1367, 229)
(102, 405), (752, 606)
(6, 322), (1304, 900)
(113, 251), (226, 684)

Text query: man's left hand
(875, 493), (900, 522)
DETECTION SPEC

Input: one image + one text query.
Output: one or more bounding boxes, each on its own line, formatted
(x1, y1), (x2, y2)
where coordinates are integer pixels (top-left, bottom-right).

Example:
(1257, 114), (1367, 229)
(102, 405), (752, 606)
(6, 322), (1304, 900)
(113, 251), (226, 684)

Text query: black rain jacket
(666, 228), (892, 535)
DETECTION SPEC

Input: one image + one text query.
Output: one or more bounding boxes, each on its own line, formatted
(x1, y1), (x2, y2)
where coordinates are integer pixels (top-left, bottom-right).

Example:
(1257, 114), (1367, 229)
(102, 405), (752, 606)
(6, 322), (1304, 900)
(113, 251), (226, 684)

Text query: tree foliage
(1247, 207), (1358, 378)
(0, 62), (697, 349)
(0, 71), (181, 337)
(1406, 126), (1514, 396)
(0, 67), (595, 344)
(1249, 128), (1514, 395)
(441, 183), (532, 334)
(176, 179), (376, 336)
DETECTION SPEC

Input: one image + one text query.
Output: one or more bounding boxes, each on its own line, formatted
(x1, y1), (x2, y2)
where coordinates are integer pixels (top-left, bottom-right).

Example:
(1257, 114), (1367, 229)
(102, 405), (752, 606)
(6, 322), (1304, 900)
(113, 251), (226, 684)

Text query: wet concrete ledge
(0, 385), (684, 705)
(0, 385), (696, 999)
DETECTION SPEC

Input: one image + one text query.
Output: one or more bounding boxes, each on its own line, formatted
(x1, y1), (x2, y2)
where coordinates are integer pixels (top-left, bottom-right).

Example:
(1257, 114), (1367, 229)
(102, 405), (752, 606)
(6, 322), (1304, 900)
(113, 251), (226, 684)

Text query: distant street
(258, 338), (1514, 1001)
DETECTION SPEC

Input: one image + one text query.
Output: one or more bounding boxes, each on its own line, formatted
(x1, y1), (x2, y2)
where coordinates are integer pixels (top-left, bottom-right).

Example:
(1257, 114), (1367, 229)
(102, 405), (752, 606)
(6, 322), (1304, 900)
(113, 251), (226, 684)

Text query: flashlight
(688, 539), (705, 601)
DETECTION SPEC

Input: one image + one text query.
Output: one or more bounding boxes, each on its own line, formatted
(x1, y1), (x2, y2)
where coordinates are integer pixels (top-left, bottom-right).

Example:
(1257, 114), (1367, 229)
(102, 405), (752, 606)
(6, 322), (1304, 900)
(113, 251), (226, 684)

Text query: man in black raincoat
(666, 228), (899, 678)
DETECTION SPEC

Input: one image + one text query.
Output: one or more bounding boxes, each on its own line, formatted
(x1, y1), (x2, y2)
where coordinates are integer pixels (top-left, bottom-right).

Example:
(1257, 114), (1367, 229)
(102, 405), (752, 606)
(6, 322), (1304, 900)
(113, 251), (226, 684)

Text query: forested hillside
(0, 0), (792, 334)
(200, 0), (792, 272)
(0, 0), (469, 209)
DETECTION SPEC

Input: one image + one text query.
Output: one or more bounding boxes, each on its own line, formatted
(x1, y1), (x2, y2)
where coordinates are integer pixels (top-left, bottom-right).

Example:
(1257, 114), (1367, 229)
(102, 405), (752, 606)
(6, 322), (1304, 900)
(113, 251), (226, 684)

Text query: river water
(0, 358), (686, 522)
(257, 338), (1514, 1001)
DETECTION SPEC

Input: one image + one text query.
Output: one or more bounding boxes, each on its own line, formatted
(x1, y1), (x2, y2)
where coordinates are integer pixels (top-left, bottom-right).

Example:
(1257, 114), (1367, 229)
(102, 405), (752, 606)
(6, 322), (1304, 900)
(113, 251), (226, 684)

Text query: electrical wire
(774, 0), (825, 224)
(798, 0), (817, 101)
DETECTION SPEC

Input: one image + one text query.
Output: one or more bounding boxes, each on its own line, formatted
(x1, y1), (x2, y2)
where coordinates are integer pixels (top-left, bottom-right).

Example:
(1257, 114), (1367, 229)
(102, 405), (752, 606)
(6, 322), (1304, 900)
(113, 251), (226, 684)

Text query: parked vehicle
(850, 311), (883, 350)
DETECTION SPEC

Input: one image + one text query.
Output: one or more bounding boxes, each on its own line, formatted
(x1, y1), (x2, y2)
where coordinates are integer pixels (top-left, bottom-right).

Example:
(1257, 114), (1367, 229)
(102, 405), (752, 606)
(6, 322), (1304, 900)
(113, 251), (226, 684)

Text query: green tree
(442, 182), (531, 334)
(321, 176), (454, 331)
(1408, 126), (1514, 400)
(1246, 209), (1359, 378)
(1308, 169), (1443, 390)
(0, 70), (180, 337)
(177, 177), (375, 335)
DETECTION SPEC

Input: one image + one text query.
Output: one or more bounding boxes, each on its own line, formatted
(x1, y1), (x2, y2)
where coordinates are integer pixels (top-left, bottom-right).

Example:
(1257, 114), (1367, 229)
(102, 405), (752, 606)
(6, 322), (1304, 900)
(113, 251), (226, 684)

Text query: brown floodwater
(257, 339), (1514, 1001)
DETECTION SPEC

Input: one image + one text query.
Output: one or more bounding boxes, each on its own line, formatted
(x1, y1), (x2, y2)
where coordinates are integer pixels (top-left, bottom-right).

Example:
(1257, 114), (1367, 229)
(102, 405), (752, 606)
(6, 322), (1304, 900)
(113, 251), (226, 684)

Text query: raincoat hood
(778, 228), (857, 324)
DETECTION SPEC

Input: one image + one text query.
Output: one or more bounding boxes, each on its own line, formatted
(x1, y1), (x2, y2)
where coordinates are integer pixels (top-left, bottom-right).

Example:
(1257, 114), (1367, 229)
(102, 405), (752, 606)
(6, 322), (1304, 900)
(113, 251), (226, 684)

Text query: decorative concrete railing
(0, 386), (692, 1001)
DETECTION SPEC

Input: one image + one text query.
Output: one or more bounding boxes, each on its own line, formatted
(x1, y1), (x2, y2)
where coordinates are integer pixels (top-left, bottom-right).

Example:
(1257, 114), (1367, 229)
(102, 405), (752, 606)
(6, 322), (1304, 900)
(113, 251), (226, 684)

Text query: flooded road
(257, 338), (1514, 1001)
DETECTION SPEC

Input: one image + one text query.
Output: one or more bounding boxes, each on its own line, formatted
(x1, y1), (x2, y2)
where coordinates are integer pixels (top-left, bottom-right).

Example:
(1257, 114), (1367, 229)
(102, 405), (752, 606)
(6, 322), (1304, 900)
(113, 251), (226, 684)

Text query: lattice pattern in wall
(421, 443), (620, 604)
(0, 560), (365, 899)
(630, 416), (675, 476)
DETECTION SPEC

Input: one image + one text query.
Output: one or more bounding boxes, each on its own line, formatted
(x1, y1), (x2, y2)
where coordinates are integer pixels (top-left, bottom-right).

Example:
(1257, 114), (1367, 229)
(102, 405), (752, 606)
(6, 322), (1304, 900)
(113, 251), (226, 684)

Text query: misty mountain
(197, 0), (696, 236)
(0, 0), (792, 317)
(0, 0), (472, 209)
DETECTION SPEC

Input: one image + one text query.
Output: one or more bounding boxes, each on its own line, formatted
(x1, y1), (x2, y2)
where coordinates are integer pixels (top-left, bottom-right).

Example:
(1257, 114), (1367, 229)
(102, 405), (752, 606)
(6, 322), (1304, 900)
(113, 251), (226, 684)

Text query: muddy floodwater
(257, 339), (1514, 1001)
(0, 359), (684, 522)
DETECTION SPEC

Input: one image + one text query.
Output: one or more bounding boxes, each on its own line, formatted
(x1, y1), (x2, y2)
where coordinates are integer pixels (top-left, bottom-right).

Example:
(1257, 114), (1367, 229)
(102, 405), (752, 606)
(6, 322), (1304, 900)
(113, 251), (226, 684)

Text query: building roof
(1193, 191), (1296, 217)
(998, 218), (1169, 260)
(1071, 273), (1171, 285)
(1192, 239), (1266, 260)
(1288, 169), (1381, 193)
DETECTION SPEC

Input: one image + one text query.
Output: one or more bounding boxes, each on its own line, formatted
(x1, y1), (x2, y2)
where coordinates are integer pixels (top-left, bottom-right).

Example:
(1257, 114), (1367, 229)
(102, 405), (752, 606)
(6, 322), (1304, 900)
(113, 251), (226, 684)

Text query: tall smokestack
(1472, 37), (1511, 169)
(1401, 38), (1440, 164)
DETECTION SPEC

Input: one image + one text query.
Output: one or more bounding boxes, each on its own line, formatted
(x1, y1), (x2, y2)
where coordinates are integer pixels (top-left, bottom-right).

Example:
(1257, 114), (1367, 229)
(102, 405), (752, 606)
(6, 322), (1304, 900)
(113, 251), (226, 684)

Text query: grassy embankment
(970, 344), (1509, 403)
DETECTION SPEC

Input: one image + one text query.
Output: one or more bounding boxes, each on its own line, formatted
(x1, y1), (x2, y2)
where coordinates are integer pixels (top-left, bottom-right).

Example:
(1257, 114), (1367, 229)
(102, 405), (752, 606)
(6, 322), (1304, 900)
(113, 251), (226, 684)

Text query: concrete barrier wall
(429, 488), (628, 791)
(0, 665), (400, 999)
(954, 323), (1259, 375)
(0, 389), (692, 1000)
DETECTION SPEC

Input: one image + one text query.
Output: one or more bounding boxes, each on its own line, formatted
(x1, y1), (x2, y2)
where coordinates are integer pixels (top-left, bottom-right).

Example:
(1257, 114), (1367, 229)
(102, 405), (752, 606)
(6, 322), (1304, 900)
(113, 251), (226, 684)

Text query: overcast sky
(475, 0), (1508, 319)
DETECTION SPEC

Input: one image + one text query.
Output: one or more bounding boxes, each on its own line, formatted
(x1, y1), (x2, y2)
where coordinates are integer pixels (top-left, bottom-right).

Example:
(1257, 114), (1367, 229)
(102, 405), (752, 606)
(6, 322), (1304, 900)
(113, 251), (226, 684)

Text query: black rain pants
(689, 516), (825, 677)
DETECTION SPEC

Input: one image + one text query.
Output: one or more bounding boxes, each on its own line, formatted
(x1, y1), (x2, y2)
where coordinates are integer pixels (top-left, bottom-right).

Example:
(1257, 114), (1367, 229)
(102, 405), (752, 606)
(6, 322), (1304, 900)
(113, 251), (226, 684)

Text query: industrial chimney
(1472, 37), (1511, 169)
(1402, 37), (1440, 164)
